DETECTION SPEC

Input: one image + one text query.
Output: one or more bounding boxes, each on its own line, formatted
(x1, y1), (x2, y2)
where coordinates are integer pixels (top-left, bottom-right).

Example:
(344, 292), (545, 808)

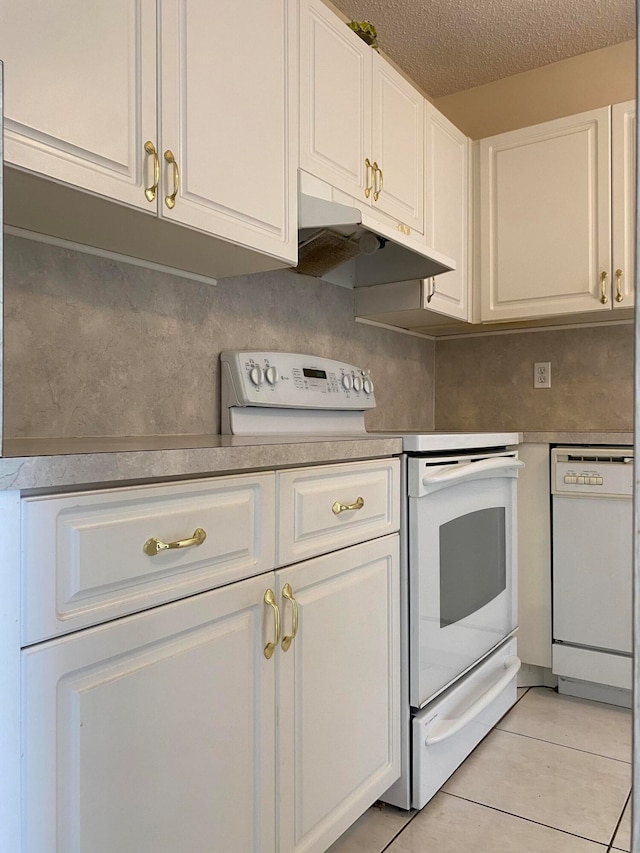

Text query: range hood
(295, 171), (455, 287)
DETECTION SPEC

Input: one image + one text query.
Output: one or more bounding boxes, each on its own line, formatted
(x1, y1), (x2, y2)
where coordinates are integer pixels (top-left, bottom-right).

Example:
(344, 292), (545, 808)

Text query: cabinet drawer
(276, 459), (400, 565)
(22, 473), (276, 644)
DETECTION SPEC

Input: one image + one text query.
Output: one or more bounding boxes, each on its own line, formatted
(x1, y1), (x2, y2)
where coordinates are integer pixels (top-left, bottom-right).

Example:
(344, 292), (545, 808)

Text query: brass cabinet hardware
(164, 149), (180, 209)
(143, 140), (160, 202)
(143, 527), (207, 556)
(373, 163), (383, 201)
(426, 277), (436, 303)
(396, 222), (411, 236)
(599, 270), (609, 304)
(364, 158), (374, 199)
(281, 583), (299, 652)
(263, 589), (280, 660)
(332, 496), (365, 515)
(615, 268), (624, 302)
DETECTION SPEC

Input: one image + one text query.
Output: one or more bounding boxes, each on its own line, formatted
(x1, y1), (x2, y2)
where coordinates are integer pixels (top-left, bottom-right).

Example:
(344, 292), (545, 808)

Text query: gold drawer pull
(615, 268), (624, 302)
(164, 149), (180, 209)
(600, 270), (609, 304)
(281, 583), (299, 652)
(364, 157), (374, 198)
(373, 163), (383, 201)
(332, 496), (365, 515)
(144, 140), (160, 202)
(264, 589), (280, 660)
(143, 527), (207, 556)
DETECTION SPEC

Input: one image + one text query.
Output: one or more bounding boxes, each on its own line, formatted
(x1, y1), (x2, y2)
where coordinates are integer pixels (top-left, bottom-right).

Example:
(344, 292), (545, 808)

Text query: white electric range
(221, 351), (522, 810)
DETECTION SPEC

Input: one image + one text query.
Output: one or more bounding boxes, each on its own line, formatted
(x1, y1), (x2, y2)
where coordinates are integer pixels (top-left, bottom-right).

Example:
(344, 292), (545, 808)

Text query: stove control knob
(249, 366), (264, 386)
(363, 378), (373, 395)
(342, 374), (353, 391)
(265, 366), (279, 385)
(353, 376), (363, 392)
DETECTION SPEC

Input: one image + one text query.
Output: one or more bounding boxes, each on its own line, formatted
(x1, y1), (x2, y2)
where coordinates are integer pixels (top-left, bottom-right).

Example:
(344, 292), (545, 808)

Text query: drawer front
(22, 473), (276, 644)
(412, 637), (518, 810)
(277, 458), (400, 565)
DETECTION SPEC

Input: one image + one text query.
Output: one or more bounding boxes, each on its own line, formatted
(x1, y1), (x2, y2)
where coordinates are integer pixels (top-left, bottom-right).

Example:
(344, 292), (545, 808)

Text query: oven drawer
(412, 637), (519, 810)
(22, 473), (276, 644)
(276, 459), (400, 565)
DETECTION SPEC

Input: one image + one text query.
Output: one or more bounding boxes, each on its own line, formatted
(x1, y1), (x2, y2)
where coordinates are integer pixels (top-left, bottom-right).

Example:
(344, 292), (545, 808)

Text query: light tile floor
(328, 687), (632, 853)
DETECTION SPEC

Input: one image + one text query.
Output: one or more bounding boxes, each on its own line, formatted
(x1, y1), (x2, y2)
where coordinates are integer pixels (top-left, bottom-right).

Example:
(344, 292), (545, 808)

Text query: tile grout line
(606, 787), (632, 852)
(378, 807), (423, 853)
(442, 791), (613, 848)
(493, 726), (633, 764)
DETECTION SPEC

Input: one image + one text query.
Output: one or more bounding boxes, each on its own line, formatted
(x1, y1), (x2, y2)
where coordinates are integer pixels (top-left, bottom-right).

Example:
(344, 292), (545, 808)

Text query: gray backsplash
(3, 234), (435, 439)
(5, 235), (632, 440)
(435, 323), (633, 432)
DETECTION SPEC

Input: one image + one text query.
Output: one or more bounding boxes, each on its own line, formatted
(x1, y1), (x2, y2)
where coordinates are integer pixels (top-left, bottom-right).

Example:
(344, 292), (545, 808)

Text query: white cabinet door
(159, 0), (297, 263)
(277, 535), (400, 853)
(424, 103), (470, 320)
(371, 53), (424, 232)
(0, 0), (157, 211)
(22, 574), (277, 853)
(612, 100), (636, 309)
(479, 107), (612, 321)
(299, 0), (372, 203)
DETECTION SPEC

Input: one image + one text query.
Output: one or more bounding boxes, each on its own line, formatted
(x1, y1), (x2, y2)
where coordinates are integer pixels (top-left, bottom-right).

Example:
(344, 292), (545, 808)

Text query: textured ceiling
(330, 0), (637, 97)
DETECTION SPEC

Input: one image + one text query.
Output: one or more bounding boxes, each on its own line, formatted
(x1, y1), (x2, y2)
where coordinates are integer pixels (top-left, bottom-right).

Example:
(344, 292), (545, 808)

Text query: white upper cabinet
(612, 100), (635, 308)
(300, 0), (372, 202)
(370, 53), (424, 230)
(0, 0), (297, 265)
(300, 0), (424, 234)
(158, 0), (297, 262)
(0, 0), (157, 211)
(423, 103), (470, 321)
(479, 105), (635, 322)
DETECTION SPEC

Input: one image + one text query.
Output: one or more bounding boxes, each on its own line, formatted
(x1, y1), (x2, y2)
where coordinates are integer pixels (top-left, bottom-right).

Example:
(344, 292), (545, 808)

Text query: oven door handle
(423, 456), (525, 486)
(425, 655), (521, 746)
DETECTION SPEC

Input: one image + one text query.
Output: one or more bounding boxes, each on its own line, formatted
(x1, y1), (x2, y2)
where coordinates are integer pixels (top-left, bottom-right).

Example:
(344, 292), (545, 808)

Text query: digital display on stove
(303, 368), (327, 379)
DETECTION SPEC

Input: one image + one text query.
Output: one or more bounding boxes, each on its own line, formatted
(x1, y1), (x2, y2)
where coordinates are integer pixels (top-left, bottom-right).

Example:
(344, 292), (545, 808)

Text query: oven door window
(440, 507), (506, 627)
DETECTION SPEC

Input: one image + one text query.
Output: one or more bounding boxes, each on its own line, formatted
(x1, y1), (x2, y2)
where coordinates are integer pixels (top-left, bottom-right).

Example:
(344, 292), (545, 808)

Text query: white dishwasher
(551, 446), (633, 707)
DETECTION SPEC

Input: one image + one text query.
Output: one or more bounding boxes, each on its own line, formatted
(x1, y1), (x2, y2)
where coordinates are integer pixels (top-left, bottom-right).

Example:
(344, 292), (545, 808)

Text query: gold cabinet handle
(144, 140), (160, 202)
(373, 163), (383, 201)
(263, 589), (280, 660)
(364, 158), (374, 199)
(615, 268), (624, 303)
(600, 270), (609, 304)
(164, 149), (180, 209)
(281, 583), (299, 652)
(332, 496), (365, 515)
(143, 527), (207, 557)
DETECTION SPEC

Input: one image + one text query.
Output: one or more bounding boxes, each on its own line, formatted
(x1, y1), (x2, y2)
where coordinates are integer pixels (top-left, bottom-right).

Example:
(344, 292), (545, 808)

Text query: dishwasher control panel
(552, 447), (633, 497)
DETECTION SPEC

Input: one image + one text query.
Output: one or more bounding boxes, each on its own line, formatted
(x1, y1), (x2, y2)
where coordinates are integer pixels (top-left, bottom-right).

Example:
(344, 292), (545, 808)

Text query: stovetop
(369, 431), (521, 452)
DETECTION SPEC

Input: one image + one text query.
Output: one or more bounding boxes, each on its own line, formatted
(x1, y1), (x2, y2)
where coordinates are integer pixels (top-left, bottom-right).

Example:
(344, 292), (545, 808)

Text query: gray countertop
(521, 431), (633, 446)
(0, 430), (632, 493)
(0, 434), (404, 492)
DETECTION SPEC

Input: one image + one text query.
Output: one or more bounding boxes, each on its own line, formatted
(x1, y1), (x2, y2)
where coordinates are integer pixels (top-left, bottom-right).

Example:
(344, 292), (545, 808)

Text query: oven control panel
(221, 351), (376, 410)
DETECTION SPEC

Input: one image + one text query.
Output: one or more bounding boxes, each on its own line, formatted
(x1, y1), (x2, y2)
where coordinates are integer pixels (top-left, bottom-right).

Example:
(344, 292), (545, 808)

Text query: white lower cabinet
(22, 572), (277, 853)
(277, 535), (400, 853)
(20, 480), (400, 852)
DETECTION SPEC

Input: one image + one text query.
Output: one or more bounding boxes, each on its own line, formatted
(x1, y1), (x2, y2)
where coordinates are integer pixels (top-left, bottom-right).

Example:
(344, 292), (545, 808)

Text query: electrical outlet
(534, 362), (551, 388)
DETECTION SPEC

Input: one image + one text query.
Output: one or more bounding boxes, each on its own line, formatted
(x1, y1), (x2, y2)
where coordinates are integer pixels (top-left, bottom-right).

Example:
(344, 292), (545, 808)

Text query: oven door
(408, 453), (522, 708)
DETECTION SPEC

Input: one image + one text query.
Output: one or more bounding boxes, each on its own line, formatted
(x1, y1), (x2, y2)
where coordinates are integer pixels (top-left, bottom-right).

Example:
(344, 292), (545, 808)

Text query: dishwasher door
(552, 446), (633, 660)
(553, 493), (632, 654)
